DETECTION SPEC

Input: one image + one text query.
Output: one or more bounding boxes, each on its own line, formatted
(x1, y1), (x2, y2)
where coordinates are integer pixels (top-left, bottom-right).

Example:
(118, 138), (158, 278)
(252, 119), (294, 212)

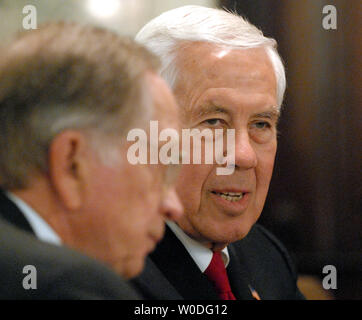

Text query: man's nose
(233, 131), (258, 170)
(160, 188), (184, 221)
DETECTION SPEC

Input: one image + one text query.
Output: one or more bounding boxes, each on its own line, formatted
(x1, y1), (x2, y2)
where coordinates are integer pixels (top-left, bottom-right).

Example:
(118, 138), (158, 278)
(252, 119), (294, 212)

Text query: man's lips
(210, 189), (251, 213)
(212, 188), (250, 194)
(211, 188), (250, 200)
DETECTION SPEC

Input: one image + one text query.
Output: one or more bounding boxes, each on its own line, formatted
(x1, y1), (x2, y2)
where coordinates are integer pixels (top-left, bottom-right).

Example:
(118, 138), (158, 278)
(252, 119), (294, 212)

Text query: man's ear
(48, 130), (89, 211)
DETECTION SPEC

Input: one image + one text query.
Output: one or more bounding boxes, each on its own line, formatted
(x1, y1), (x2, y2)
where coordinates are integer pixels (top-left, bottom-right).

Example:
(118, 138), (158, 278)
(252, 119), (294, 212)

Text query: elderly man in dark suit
(0, 218), (140, 299)
(0, 22), (183, 299)
(133, 6), (304, 300)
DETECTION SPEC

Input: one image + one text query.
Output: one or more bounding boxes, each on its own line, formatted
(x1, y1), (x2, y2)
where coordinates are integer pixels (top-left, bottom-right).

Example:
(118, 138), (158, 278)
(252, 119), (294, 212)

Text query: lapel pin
(248, 285), (261, 300)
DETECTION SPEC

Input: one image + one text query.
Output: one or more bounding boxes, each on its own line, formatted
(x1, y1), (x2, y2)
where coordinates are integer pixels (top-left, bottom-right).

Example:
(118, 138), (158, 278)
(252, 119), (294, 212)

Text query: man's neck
(166, 221), (230, 272)
(6, 191), (62, 245)
(10, 181), (72, 245)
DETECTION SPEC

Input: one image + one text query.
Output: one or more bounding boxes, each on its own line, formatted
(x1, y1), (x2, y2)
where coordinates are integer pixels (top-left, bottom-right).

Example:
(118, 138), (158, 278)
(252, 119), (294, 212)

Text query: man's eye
(252, 121), (271, 129)
(203, 118), (223, 126)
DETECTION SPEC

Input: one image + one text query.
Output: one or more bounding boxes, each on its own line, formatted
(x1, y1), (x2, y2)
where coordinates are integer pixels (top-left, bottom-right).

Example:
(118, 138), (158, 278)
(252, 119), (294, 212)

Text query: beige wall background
(0, 0), (217, 40)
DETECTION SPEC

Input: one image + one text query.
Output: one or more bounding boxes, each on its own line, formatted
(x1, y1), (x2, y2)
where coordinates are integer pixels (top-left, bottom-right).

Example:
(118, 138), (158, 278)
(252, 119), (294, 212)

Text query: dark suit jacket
(0, 190), (140, 300)
(132, 224), (305, 300)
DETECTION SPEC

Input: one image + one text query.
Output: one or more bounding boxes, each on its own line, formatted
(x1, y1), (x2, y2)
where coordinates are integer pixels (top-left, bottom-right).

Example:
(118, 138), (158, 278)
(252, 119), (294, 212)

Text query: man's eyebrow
(187, 104), (280, 120)
(252, 107), (280, 120)
(193, 105), (230, 118)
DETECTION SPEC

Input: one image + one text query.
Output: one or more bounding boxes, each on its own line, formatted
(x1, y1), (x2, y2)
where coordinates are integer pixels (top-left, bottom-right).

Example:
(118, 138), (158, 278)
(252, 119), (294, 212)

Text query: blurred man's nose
(234, 130), (258, 170)
(160, 188), (184, 221)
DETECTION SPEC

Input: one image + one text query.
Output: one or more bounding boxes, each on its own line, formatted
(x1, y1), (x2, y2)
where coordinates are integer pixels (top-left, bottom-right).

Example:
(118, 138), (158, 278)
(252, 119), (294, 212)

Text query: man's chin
(179, 216), (254, 247)
(202, 226), (253, 248)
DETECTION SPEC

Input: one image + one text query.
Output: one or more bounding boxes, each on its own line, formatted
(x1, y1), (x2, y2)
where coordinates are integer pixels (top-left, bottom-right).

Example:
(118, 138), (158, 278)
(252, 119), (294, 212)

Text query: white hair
(136, 5), (286, 109)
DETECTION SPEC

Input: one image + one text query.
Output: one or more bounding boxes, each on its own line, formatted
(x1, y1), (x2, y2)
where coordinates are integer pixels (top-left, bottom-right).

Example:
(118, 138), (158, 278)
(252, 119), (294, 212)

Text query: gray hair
(0, 22), (159, 190)
(136, 5), (286, 108)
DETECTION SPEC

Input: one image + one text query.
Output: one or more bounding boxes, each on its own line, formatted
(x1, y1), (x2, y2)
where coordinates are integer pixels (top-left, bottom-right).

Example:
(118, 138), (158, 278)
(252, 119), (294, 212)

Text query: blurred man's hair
(136, 5), (285, 108)
(0, 22), (160, 190)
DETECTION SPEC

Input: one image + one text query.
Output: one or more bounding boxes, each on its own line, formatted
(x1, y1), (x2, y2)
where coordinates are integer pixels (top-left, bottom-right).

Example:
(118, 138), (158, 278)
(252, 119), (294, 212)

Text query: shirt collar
(6, 192), (62, 246)
(167, 220), (229, 272)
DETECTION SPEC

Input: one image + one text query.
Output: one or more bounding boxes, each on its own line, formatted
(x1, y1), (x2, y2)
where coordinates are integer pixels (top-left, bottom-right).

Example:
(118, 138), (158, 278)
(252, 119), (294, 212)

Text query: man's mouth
(211, 191), (245, 202)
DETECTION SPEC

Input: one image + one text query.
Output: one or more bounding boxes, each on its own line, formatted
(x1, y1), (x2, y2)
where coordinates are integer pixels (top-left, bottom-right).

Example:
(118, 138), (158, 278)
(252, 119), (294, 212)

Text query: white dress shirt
(6, 192), (62, 246)
(167, 221), (230, 272)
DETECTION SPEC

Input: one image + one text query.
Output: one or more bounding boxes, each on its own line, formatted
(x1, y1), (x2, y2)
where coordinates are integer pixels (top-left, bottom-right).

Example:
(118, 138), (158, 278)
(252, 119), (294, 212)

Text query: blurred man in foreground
(133, 6), (304, 300)
(0, 22), (183, 299)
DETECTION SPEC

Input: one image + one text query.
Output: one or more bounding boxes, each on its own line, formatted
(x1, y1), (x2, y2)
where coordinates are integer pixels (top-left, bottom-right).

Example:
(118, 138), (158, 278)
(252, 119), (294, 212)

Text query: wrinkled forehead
(173, 42), (277, 114)
(175, 41), (275, 85)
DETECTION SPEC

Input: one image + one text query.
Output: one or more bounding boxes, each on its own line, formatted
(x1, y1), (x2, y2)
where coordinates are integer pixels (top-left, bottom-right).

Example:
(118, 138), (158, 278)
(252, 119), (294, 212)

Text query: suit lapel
(0, 190), (33, 234)
(227, 243), (255, 300)
(136, 225), (260, 300)
(149, 226), (219, 300)
(132, 257), (183, 299)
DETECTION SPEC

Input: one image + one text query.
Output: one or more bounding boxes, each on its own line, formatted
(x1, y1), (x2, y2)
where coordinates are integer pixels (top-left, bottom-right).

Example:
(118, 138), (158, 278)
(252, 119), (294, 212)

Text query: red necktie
(204, 251), (236, 300)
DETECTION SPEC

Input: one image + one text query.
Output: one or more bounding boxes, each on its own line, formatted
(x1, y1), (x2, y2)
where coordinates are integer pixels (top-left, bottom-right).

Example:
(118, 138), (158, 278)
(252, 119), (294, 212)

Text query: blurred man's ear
(48, 131), (88, 211)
